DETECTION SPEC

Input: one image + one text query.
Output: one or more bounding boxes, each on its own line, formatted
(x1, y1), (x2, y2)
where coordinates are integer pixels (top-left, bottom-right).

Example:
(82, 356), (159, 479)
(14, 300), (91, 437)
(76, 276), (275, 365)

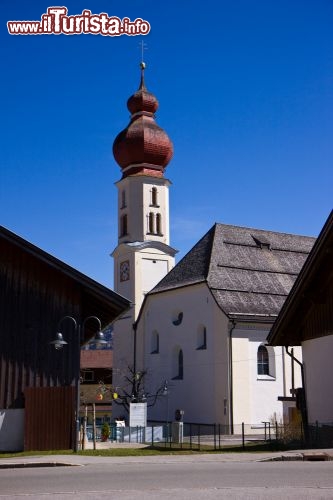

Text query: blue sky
(1, 1), (332, 289)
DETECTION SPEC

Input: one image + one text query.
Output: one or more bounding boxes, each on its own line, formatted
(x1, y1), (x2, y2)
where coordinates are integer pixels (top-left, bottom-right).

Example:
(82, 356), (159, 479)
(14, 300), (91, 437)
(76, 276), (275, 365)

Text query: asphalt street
(1, 452), (333, 499)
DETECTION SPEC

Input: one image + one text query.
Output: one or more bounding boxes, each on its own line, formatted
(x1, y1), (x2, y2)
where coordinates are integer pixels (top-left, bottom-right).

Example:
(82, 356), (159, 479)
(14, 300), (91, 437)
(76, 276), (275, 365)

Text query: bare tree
(99, 366), (167, 414)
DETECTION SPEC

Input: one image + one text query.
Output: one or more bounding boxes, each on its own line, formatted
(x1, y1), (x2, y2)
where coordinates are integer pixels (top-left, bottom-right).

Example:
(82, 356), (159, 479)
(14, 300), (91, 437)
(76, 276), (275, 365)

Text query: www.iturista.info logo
(7, 6), (151, 36)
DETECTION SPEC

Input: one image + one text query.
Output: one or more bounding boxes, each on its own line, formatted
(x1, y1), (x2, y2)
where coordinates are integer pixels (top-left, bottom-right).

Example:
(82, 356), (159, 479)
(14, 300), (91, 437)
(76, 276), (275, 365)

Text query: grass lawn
(0, 441), (286, 459)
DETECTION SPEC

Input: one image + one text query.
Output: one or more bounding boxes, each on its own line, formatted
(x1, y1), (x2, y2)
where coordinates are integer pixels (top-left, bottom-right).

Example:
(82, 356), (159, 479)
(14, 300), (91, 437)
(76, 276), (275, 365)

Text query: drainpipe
(281, 346), (286, 397)
(285, 346), (308, 432)
(133, 321), (137, 374)
(228, 320), (236, 434)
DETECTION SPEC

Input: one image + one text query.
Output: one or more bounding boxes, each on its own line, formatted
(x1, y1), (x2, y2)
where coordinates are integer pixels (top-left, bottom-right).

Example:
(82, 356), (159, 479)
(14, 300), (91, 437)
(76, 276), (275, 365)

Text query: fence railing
(81, 422), (333, 450)
(81, 421), (333, 451)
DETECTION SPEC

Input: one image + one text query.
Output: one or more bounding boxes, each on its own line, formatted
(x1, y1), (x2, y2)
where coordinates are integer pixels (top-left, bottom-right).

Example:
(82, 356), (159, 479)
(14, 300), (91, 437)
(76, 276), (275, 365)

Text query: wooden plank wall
(24, 386), (75, 451)
(304, 286), (333, 341)
(0, 238), (80, 409)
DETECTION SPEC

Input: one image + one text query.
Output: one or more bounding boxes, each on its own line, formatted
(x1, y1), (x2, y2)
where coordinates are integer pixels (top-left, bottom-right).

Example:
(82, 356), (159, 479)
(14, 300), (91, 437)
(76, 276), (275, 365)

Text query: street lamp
(162, 380), (169, 419)
(162, 380), (170, 443)
(50, 315), (107, 452)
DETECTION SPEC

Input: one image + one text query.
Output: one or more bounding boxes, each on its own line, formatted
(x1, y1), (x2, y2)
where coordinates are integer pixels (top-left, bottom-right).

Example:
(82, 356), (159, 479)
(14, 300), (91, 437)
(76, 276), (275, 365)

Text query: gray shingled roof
(150, 223), (315, 319)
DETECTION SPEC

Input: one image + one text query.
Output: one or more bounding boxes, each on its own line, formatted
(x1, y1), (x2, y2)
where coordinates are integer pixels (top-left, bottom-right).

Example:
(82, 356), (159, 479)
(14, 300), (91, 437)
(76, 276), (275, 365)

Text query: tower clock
(119, 260), (130, 282)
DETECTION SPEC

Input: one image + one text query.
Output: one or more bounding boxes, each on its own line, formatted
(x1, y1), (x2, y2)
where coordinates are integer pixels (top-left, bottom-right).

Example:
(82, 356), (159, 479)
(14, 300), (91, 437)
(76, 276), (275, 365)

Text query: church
(111, 63), (315, 429)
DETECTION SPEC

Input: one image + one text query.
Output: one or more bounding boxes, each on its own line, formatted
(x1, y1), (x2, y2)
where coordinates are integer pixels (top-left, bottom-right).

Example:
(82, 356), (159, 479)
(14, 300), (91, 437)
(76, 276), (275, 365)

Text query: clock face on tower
(120, 260), (130, 282)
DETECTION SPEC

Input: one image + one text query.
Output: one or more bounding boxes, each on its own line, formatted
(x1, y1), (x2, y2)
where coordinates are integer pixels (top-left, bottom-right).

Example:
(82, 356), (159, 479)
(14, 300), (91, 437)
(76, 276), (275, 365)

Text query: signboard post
(129, 402), (147, 428)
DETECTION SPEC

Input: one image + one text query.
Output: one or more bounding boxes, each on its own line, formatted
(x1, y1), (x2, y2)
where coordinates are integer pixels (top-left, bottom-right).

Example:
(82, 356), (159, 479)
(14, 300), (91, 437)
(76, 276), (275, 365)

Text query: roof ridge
(215, 221), (316, 239)
(147, 221), (315, 321)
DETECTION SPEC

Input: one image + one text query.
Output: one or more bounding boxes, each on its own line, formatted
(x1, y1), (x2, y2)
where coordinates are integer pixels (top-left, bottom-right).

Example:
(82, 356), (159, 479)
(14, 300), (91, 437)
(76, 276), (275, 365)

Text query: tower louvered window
(120, 214), (128, 236)
(151, 187), (158, 206)
(156, 213), (162, 235)
(121, 190), (126, 208)
(148, 212), (154, 233)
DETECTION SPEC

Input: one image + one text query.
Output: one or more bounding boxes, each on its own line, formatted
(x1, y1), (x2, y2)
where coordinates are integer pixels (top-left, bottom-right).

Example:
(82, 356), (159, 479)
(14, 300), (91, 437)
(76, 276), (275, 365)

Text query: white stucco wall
(112, 308), (135, 421)
(113, 244), (175, 318)
(303, 335), (333, 424)
(116, 175), (171, 245)
(232, 326), (302, 428)
(138, 283), (230, 425)
(0, 409), (24, 451)
(135, 288), (303, 427)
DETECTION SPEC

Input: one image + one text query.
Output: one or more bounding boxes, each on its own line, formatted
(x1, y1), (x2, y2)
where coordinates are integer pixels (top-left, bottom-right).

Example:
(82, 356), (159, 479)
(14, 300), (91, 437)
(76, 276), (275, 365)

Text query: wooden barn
(0, 225), (130, 451)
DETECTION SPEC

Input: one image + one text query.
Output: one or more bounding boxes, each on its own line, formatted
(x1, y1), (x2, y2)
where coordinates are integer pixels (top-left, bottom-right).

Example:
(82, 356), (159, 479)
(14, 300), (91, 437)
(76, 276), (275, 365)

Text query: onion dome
(113, 63), (173, 178)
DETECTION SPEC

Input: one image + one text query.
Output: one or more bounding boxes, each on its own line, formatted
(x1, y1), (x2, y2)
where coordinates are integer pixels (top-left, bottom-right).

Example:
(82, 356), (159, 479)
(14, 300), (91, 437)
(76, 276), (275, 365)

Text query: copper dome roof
(113, 63), (173, 178)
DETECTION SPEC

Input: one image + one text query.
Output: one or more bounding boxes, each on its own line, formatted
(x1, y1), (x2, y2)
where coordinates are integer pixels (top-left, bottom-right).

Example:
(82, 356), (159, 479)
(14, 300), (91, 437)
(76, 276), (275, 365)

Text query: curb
(260, 452), (333, 462)
(0, 462), (82, 469)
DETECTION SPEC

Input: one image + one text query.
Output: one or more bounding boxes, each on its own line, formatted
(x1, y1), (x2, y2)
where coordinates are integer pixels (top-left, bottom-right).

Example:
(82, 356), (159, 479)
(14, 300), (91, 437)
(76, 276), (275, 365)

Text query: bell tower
(112, 63), (177, 318)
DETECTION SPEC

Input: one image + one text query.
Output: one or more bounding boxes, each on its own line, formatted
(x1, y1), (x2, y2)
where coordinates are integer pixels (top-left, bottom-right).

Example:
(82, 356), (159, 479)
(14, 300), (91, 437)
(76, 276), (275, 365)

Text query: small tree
(98, 366), (167, 416)
(101, 422), (110, 442)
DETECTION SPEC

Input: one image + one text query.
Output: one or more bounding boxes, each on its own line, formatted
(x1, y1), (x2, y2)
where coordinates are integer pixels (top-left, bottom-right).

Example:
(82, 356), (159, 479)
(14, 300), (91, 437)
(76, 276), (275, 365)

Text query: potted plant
(101, 422), (110, 442)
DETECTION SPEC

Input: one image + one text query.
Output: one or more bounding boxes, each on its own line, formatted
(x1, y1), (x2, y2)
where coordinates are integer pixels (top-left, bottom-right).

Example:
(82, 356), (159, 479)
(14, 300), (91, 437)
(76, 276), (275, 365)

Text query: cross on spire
(138, 40), (147, 88)
(139, 40), (147, 65)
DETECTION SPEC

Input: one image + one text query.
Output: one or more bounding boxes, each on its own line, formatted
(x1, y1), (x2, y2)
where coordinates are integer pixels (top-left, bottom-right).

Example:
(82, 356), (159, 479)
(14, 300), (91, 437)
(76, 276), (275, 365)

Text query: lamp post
(162, 380), (170, 443)
(50, 315), (107, 452)
(162, 380), (169, 424)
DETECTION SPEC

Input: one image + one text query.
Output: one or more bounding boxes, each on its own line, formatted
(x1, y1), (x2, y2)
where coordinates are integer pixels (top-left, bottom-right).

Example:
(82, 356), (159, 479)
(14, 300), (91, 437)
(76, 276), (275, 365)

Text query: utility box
(172, 421), (183, 444)
(175, 409), (184, 422)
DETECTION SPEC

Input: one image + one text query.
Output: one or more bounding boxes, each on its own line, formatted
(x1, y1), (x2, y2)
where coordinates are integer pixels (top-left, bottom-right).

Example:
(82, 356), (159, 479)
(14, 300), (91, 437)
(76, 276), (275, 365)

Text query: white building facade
(135, 224), (313, 428)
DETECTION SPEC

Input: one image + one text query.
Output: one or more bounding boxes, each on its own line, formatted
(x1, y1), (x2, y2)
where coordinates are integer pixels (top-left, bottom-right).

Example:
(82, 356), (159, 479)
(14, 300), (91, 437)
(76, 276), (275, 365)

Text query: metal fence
(81, 421), (333, 451)
(80, 422), (333, 450)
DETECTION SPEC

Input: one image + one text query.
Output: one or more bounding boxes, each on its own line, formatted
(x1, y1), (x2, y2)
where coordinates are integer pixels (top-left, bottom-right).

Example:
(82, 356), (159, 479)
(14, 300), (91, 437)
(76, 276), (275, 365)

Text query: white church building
(111, 63), (315, 429)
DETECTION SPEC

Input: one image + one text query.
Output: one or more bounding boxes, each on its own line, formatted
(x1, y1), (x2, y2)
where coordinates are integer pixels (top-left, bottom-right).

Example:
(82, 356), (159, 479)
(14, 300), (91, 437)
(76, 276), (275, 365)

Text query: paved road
(1, 454), (333, 499)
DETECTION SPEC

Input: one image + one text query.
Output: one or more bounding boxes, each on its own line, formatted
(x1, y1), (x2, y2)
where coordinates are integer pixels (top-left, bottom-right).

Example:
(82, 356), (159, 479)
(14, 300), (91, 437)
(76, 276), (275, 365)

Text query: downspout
(133, 321), (137, 374)
(132, 321), (138, 400)
(228, 320), (236, 434)
(281, 346), (286, 397)
(285, 346), (308, 431)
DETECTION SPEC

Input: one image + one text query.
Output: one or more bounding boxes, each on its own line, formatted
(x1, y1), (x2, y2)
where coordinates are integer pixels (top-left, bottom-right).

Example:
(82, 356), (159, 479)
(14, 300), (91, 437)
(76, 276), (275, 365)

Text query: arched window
(151, 330), (159, 354)
(257, 345), (269, 375)
(178, 349), (184, 379)
(197, 325), (207, 350)
(156, 213), (162, 235)
(151, 187), (158, 206)
(172, 347), (184, 380)
(148, 212), (154, 234)
(120, 214), (128, 236)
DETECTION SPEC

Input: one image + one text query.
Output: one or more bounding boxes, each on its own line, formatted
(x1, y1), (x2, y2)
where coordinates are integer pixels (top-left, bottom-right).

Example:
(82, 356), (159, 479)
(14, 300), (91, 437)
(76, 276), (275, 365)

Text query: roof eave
(267, 210), (333, 346)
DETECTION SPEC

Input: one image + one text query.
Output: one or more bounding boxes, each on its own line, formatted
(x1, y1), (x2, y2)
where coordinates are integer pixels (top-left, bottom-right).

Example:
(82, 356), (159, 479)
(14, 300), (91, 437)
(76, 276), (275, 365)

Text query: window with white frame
(257, 345), (269, 375)
(257, 344), (276, 378)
